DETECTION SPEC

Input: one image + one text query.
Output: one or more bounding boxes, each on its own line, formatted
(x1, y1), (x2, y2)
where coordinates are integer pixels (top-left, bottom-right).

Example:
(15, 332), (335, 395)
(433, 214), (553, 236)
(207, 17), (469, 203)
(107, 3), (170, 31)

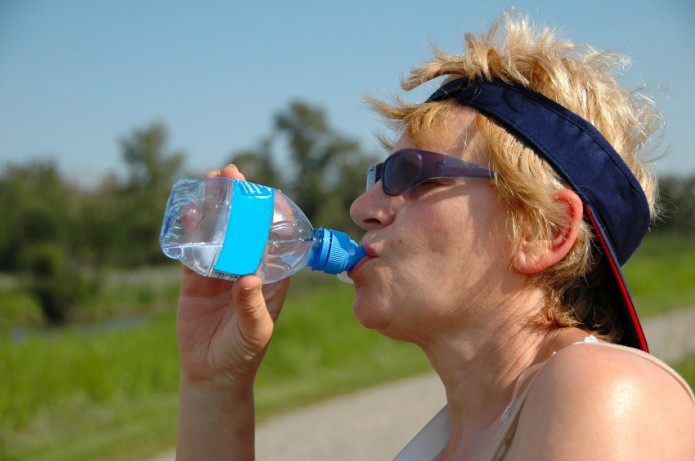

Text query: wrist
(179, 372), (254, 409)
(177, 375), (256, 460)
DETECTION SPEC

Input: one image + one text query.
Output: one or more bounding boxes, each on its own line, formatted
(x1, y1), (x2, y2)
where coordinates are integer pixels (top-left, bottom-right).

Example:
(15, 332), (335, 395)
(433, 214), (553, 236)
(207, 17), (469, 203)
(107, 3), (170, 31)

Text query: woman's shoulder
(506, 339), (695, 460)
(537, 338), (694, 403)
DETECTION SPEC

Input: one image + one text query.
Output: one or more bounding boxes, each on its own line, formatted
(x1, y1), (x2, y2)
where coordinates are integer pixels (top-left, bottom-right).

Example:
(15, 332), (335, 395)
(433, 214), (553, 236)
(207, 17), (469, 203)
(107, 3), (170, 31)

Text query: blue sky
(1, 0), (693, 186)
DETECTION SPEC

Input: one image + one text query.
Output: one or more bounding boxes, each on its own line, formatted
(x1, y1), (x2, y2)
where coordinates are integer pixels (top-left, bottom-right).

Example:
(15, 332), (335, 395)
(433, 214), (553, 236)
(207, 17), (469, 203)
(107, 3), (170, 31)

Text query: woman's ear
(514, 189), (583, 274)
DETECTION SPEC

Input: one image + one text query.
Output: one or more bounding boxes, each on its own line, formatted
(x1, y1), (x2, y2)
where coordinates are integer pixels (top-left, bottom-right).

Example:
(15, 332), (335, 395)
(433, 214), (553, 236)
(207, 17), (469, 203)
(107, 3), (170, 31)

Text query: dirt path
(151, 306), (695, 461)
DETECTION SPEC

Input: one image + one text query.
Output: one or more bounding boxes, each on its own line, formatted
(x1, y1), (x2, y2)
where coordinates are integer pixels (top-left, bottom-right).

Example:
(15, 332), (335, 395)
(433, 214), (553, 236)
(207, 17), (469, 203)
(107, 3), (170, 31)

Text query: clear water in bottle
(160, 177), (365, 283)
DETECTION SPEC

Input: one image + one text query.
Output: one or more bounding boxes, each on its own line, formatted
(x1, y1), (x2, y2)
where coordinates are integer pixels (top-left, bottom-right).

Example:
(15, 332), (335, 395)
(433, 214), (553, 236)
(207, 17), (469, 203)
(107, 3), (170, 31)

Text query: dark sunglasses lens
(384, 151), (421, 194)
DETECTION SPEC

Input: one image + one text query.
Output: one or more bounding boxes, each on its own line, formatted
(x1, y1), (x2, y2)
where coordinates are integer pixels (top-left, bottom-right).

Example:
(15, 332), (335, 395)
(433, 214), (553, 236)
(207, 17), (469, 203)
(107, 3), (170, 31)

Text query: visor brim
(585, 204), (649, 352)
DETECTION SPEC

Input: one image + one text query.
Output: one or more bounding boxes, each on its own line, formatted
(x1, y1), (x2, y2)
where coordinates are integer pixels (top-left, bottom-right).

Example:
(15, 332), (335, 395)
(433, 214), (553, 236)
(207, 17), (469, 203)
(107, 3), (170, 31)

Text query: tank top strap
(483, 362), (545, 461)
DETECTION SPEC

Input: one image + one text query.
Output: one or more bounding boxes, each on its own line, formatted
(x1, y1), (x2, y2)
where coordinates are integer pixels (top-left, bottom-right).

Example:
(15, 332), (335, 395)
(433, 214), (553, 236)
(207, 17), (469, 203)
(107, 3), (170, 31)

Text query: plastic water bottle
(159, 177), (365, 283)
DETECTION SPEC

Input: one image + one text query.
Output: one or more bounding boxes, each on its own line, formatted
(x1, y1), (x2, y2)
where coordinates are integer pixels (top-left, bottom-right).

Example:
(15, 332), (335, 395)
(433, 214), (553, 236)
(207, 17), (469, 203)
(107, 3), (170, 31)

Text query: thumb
(233, 276), (273, 348)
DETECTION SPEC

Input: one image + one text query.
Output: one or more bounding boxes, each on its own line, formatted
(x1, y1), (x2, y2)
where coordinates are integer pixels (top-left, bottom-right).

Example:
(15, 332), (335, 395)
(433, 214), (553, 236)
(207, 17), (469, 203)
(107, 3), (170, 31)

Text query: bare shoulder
(505, 342), (695, 460)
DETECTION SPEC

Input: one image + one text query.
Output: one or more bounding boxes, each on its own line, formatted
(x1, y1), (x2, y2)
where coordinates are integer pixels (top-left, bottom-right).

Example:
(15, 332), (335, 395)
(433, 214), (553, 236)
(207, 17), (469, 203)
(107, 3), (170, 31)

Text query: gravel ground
(151, 306), (695, 461)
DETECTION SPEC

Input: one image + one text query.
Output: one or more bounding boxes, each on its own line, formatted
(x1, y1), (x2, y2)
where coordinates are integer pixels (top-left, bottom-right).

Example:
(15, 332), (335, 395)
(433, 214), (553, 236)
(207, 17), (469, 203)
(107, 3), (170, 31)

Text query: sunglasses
(366, 148), (494, 196)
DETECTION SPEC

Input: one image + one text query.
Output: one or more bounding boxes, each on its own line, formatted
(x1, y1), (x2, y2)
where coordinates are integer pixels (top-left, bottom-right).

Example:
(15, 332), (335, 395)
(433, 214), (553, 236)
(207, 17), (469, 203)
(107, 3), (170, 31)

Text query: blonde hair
(367, 11), (661, 340)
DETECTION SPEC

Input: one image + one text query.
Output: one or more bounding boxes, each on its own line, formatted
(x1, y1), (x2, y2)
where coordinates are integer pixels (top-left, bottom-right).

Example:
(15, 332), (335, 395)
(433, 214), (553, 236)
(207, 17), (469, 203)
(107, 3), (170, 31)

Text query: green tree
(112, 122), (185, 266)
(228, 100), (380, 234)
(0, 160), (93, 324)
(19, 242), (93, 324)
(121, 122), (184, 192)
(274, 101), (361, 219)
(78, 174), (126, 266)
(228, 137), (281, 187)
(0, 161), (73, 270)
(656, 174), (695, 234)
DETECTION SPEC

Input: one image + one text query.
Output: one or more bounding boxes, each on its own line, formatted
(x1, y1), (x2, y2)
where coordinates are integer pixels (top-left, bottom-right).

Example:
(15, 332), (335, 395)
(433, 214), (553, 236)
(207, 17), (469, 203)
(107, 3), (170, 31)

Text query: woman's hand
(176, 164), (290, 391)
(175, 165), (290, 460)
(177, 270), (289, 390)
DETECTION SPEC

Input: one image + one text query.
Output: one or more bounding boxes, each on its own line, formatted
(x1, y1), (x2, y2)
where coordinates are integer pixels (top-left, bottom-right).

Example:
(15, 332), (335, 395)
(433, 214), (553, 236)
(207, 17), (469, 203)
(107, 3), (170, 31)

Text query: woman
(175, 12), (695, 460)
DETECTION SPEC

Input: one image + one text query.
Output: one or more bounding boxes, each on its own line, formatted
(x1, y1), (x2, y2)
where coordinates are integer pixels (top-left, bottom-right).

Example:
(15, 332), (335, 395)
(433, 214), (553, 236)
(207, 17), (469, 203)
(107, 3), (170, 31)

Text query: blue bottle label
(213, 180), (275, 276)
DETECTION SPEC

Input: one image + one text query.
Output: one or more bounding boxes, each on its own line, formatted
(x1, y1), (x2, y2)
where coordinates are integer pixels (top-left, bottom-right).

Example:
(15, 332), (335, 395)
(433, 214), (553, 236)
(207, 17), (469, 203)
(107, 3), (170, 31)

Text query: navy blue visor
(427, 77), (650, 351)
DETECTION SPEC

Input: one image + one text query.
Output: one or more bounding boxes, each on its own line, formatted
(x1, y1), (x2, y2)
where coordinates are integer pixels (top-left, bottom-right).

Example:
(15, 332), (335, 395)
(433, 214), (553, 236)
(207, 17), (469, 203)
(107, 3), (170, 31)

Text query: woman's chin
(352, 296), (391, 332)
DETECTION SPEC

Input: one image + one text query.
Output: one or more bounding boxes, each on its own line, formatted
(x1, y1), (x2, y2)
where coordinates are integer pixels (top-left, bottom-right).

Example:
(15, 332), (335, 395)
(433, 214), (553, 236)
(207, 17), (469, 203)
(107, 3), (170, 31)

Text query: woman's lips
(348, 255), (370, 277)
(348, 245), (376, 278)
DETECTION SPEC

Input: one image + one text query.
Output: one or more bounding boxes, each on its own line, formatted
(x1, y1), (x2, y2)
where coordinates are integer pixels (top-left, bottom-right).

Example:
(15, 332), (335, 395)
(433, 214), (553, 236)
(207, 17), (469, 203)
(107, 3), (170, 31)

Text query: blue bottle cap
(309, 228), (366, 274)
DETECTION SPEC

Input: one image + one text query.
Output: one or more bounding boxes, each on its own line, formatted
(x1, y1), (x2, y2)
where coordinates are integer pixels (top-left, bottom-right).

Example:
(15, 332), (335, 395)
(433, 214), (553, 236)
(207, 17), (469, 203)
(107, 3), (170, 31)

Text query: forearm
(176, 378), (256, 461)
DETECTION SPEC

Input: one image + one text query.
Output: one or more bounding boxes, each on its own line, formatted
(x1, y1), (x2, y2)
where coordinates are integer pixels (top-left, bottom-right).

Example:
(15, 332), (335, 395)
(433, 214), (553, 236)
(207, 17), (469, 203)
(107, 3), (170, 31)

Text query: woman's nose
(350, 181), (397, 230)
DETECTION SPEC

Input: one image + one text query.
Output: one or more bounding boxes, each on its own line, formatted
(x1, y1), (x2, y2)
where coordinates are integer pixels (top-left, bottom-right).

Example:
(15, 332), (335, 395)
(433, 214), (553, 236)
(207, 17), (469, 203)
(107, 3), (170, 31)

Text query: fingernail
(242, 282), (259, 297)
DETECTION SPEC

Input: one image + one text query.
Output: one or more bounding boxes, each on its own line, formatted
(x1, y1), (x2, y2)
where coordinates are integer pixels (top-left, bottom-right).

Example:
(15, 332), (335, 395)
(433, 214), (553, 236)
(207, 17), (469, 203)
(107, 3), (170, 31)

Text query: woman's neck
(421, 315), (589, 460)
(415, 289), (565, 457)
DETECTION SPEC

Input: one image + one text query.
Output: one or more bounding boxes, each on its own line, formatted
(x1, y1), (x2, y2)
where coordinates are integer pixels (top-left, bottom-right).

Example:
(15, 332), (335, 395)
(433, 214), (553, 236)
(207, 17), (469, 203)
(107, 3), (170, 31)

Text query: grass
(0, 312), (181, 461)
(675, 355), (695, 394)
(623, 233), (695, 316)
(0, 270), (429, 461)
(1, 232), (694, 460)
(255, 278), (429, 417)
